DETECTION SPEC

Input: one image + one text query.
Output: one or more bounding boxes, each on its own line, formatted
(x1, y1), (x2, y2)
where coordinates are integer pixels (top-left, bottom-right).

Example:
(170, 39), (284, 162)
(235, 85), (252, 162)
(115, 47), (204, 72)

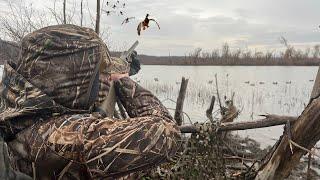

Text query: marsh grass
(139, 77), (311, 122)
(133, 71), (314, 146)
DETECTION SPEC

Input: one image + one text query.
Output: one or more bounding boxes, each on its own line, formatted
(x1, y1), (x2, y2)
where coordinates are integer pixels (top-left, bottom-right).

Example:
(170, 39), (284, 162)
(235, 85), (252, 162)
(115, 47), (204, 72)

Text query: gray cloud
(0, 0), (319, 55)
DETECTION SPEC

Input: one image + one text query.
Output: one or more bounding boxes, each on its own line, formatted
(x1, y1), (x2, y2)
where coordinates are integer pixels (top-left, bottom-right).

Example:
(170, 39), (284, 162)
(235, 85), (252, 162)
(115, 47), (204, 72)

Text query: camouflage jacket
(0, 24), (181, 179)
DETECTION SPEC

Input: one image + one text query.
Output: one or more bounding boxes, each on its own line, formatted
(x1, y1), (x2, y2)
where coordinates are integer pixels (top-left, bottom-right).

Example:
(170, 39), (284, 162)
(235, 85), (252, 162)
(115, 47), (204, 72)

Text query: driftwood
(174, 77), (189, 126)
(255, 66), (320, 180)
(179, 115), (297, 133)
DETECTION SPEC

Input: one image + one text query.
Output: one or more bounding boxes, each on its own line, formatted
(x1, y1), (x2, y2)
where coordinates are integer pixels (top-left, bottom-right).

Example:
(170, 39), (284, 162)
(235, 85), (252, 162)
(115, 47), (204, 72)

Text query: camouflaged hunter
(0, 24), (181, 179)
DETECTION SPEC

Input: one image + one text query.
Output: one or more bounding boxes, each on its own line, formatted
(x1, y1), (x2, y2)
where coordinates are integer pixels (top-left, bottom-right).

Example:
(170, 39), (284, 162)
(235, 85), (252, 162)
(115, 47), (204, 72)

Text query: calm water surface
(133, 65), (318, 147)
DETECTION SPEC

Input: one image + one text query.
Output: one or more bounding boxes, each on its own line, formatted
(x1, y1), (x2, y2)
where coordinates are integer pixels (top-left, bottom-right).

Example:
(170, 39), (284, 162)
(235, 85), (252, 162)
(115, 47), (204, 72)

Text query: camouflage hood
(0, 24), (117, 122)
(0, 63), (71, 120)
(15, 24), (111, 110)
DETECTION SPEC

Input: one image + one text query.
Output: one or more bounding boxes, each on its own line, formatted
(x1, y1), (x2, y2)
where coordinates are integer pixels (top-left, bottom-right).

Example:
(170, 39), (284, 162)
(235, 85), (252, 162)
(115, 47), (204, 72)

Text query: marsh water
(0, 65), (317, 148)
(133, 65), (318, 148)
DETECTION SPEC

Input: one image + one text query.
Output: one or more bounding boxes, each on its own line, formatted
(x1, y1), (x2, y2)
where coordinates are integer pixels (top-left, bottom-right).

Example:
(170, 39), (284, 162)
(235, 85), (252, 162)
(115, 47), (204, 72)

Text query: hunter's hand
(109, 73), (129, 81)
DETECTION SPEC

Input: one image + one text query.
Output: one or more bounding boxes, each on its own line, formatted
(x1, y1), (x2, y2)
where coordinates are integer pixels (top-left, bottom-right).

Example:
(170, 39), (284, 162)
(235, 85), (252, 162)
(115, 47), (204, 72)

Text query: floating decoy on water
(250, 83), (255, 86)
(120, 11), (123, 15)
(244, 81), (250, 84)
(123, 3), (126, 8)
(309, 79), (314, 82)
(259, 81), (265, 85)
(208, 80), (213, 84)
(121, 17), (135, 25)
(154, 78), (159, 82)
(273, 82), (278, 85)
(106, 1), (109, 6)
(137, 14), (160, 36)
(112, 4), (117, 9)
(286, 81), (292, 84)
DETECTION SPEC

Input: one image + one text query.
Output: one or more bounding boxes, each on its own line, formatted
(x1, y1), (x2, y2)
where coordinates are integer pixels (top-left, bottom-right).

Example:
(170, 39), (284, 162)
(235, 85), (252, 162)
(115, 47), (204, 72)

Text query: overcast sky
(1, 0), (320, 56)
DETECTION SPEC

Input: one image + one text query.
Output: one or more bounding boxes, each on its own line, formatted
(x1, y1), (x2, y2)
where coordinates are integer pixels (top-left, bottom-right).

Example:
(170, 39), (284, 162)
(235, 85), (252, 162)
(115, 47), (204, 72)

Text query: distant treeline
(1, 40), (320, 66)
(137, 54), (320, 66)
(138, 43), (320, 66)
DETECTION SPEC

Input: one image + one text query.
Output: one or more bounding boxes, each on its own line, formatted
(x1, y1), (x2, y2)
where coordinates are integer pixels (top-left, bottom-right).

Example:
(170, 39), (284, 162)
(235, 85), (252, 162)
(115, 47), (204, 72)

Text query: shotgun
(97, 40), (139, 118)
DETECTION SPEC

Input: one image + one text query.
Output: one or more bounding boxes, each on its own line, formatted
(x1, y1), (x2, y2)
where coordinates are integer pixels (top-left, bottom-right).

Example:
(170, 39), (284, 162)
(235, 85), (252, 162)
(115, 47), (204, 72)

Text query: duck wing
(149, 19), (160, 29)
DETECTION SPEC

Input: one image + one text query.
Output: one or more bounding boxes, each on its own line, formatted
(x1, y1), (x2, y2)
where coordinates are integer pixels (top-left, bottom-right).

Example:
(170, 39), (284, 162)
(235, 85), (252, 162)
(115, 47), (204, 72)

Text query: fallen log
(255, 96), (320, 179)
(179, 115), (297, 133)
(255, 66), (320, 180)
(219, 115), (297, 131)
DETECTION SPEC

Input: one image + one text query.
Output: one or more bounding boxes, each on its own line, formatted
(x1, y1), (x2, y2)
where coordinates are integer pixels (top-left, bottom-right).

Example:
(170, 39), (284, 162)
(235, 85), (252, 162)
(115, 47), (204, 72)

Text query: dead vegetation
(128, 71), (320, 179)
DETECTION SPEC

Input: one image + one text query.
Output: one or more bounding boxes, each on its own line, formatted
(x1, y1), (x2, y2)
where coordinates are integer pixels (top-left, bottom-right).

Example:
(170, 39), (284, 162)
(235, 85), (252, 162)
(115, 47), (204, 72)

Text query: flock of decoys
(241, 80), (314, 86)
(137, 78), (316, 87)
(103, 0), (160, 36)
